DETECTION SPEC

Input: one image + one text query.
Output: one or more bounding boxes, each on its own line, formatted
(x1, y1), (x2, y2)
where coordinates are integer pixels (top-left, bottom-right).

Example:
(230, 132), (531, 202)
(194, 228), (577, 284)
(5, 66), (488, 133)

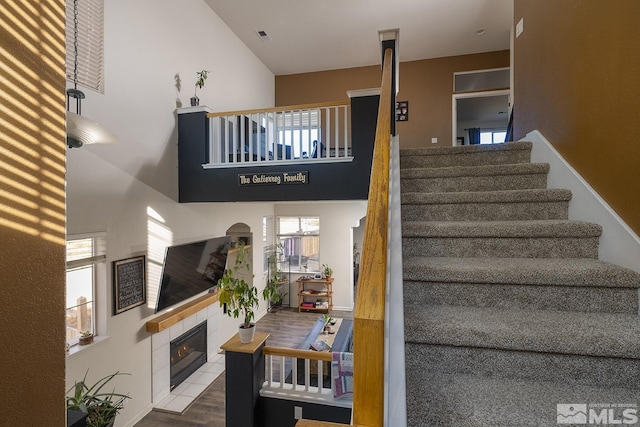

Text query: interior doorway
(452, 89), (510, 146)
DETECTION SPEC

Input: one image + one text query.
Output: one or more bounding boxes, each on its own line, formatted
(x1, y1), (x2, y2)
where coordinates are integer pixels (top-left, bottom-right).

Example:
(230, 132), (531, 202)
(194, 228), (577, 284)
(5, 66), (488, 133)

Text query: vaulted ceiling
(204, 0), (513, 75)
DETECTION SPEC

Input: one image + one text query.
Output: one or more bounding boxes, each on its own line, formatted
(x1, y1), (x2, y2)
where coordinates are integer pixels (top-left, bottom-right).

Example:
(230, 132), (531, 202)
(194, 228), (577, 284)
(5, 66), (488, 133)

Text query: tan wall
(0, 0), (67, 424)
(514, 0), (640, 236)
(276, 51), (510, 148)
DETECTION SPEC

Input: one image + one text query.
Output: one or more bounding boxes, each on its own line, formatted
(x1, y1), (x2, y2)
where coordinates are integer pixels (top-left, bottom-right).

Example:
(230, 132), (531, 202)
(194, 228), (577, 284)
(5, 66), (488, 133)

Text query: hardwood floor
(134, 308), (352, 427)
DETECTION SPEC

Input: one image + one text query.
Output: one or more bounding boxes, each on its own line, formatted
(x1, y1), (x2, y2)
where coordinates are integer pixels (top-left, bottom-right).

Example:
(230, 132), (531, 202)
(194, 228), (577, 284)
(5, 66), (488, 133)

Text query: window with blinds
(65, 0), (104, 93)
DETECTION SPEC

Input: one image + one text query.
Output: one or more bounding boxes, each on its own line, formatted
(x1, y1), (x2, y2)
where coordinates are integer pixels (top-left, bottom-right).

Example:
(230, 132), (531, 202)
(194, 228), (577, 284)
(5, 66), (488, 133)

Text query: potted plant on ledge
(191, 69), (209, 106)
(218, 241), (259, 343)
(66, 371), (130, 427)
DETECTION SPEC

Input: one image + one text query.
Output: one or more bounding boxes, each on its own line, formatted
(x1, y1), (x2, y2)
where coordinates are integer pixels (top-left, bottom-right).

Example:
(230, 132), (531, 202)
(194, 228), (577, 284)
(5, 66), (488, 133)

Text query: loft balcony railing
(204, 102), (351, 169)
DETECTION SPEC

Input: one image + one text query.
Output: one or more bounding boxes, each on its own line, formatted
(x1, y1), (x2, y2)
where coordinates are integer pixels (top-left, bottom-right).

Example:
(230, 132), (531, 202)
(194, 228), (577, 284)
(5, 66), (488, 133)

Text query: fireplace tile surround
(151, 303), (224, 413)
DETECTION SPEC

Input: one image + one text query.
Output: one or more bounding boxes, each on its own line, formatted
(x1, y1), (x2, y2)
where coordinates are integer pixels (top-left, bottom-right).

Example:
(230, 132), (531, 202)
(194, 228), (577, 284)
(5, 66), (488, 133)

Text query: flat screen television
(155, 236), (231, 313)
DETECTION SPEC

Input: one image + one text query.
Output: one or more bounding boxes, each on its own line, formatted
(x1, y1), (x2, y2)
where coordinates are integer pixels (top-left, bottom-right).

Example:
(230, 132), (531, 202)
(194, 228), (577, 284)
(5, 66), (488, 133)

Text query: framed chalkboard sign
(113, 255), (146, 315)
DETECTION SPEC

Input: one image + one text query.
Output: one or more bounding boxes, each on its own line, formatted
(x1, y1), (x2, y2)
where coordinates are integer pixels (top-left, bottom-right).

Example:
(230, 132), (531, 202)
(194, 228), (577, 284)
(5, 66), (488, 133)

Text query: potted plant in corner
(66, 371), (131, 427)
(191, 69), (209, 106)
(262, 243), (287, 311)
(218, 241), (260, 343)
(322, 263), (333, 280)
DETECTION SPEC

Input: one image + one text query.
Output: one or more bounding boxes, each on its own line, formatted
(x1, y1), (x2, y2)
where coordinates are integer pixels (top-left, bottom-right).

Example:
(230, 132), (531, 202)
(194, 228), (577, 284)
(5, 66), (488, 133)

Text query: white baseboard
(523, 130), (640, 273)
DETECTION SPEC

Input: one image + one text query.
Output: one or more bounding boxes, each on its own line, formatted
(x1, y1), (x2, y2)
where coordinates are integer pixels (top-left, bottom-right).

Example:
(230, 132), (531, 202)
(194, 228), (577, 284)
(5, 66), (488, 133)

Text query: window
(276, 216), (320, 272)
(65, 0), (105, 93)
(480, 130), (507, 145)
(277, 110), (320, 158)
(66, 234), (106, 345)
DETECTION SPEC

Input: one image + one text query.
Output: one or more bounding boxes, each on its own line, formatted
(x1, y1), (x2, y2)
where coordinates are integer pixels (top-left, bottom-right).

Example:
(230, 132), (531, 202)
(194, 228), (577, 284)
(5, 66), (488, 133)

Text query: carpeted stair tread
(401, 188), (572, 205)
(403, 219), (602, 238)
(400, 162), (549, 178)
(404, 304), (640, 359)
(399, 140), (532, 158)
(403, 256), (640, 288)
(406, 343), (640, 389)
(405, 371), (640, 427)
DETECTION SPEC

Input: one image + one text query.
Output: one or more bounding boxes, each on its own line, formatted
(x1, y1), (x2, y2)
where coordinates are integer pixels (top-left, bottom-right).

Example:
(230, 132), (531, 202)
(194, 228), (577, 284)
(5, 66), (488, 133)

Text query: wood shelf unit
(297, 277), (333, 312)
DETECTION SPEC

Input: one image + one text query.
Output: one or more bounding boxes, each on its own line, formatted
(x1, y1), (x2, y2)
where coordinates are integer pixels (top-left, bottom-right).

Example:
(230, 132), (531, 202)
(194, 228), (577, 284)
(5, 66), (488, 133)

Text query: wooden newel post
(221, 332), (270, 427)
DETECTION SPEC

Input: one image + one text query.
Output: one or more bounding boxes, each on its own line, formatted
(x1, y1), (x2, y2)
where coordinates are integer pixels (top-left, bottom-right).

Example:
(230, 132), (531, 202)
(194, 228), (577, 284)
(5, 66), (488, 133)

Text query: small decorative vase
(190, 95), (199, 106)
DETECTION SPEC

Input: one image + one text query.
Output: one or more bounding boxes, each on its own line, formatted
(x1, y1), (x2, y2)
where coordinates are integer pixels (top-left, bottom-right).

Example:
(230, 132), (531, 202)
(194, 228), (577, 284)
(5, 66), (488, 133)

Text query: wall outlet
(431, 137), (438, 144)
(294, 406), (302, 420)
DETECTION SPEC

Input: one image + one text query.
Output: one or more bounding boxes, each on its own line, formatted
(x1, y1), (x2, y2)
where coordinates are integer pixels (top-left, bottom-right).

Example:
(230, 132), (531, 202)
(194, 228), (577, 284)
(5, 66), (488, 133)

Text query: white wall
(65, 1), (274, 425)
(274, 202), (368, 311)
(74, 0), (274, 199)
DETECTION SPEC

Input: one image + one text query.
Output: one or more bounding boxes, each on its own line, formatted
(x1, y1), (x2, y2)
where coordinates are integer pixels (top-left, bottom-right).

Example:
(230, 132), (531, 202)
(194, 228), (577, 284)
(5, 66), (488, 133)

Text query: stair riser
(404, 281), (639, 315)
(402, 201), (569, 222)
(402, 236), (600, 258)
(401, 174), (547, 193)
(400, 149), (530, 169)
(405, 344), (640, 390)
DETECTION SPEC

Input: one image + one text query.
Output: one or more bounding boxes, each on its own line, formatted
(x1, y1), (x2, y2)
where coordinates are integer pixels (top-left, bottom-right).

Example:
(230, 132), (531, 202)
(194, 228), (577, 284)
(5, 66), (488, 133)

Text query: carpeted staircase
(401, 141), (640, 426)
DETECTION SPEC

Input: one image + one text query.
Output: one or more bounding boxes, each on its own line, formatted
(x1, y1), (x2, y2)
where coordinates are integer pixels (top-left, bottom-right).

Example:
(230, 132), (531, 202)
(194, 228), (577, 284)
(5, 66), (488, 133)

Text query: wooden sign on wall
(113, 255), (146, 315)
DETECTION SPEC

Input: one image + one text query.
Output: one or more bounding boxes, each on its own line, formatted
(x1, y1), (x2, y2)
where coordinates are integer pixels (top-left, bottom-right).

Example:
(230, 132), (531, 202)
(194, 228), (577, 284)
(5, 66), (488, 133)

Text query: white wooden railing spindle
(205, 102), (351, 168)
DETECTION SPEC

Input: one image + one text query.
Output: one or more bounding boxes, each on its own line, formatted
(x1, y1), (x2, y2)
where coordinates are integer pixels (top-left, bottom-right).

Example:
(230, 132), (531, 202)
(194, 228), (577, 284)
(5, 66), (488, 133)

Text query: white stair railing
(204, 102), (351, 168)
(260, 347), (352, 408)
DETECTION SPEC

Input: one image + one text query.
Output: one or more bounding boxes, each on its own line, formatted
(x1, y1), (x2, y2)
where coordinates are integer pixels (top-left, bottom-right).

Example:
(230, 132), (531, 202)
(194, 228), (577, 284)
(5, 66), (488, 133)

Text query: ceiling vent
(256, 30), (271, 41)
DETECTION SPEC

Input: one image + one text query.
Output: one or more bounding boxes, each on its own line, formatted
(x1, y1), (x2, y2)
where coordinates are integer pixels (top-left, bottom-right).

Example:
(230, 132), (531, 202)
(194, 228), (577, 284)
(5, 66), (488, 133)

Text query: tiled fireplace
(151, 303), (224, 413)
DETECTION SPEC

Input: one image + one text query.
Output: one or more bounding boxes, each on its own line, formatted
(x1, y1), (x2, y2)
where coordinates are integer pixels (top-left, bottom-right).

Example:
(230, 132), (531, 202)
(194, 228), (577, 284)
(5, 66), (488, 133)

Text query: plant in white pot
(218, 241), (259, 343)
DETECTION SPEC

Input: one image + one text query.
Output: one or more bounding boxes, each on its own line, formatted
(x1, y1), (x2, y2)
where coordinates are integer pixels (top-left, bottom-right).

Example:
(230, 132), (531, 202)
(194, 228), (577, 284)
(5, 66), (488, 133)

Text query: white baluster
(304, 359), (310, 392)
(266, 354), (272, 388)
(317, 360), (324, 393)
(292, 356), (298, 391)
(279, 355), (285, 388)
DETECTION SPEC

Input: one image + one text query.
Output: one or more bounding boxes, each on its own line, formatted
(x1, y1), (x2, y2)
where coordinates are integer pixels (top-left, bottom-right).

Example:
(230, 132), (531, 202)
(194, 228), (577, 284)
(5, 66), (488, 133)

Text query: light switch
(431, 137), (438, 144)
(294, 406), (302, 419)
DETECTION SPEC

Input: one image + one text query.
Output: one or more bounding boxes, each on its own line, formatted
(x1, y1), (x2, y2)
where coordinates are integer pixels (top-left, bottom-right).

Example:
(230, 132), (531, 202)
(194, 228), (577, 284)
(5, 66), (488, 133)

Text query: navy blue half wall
(177, 96), (379, 203)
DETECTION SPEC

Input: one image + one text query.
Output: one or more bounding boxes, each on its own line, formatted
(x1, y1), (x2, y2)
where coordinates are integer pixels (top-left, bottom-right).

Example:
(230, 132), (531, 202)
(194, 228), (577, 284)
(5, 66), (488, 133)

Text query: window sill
(66, 335), (111, 359)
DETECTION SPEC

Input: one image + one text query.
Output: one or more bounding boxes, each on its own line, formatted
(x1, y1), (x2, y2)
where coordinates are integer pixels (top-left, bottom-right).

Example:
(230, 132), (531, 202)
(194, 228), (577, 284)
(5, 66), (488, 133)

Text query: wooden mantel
(145, 292), (219, 333)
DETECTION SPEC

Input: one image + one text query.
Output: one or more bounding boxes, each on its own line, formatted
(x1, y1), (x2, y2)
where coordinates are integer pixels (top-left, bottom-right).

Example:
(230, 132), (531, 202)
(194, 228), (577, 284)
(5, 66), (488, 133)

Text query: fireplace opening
(170, 322), (207, 390)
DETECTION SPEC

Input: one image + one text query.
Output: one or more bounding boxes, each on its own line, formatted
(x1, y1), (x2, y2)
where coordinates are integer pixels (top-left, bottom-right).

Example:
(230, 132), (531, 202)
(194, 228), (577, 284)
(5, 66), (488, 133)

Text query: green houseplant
(322, 263), (333, 279)
(262, 243), (287, 309)
(190, 69), (209, 106)
(66, 371), (130, 427)
(218, 241), (259, 343)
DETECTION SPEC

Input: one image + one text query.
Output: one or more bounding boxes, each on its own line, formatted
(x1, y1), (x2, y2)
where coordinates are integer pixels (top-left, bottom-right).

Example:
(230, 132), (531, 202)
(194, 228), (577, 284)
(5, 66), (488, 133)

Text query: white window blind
(65, 0), (104, 93)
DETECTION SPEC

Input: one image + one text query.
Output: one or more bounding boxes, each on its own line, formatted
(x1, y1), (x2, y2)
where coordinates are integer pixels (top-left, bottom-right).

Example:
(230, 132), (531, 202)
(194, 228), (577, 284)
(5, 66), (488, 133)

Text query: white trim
(451, 89), (510, 146)
(347, 88), (381, 98)
(176, 105), (214, 114)
(524, 130), (640, 273)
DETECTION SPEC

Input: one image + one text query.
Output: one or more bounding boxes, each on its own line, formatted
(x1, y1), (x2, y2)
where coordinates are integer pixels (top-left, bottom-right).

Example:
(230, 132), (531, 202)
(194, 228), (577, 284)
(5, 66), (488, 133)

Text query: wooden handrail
(206, 100), (350, 119)
(292, 48), (394, 427)
(263, 345), (333, 362)
(351, 47), (393, 427)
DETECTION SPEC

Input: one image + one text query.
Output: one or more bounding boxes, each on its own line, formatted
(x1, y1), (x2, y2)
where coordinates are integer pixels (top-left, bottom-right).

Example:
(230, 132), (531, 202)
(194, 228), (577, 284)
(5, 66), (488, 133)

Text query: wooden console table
(297, 277), (333, 312)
